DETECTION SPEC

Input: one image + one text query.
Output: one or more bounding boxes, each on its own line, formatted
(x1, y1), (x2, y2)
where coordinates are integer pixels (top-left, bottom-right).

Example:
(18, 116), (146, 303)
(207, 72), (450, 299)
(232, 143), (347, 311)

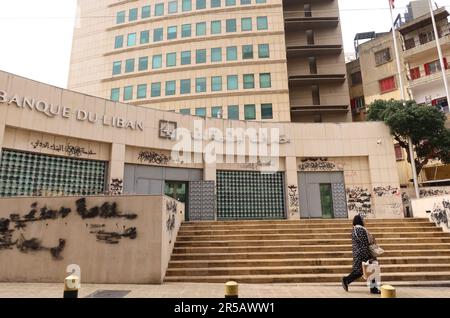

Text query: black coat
(351, 225), (373, 275)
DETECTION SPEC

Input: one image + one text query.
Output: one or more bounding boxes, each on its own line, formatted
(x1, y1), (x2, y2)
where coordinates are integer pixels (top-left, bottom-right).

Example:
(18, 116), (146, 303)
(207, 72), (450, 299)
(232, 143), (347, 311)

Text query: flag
(389, 0), (395, 8)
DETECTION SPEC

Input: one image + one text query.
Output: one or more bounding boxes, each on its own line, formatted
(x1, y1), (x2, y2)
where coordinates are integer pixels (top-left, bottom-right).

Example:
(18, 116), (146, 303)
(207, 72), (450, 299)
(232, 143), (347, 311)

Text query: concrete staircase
(165, 218), (450, 283)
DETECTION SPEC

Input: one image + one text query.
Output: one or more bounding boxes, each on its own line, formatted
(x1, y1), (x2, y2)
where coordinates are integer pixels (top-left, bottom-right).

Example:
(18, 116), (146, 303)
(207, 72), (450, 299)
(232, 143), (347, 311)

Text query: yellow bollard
(381, 285), (396, 298)
(63, 274), (80, 298)
(225, 281), (238, 298)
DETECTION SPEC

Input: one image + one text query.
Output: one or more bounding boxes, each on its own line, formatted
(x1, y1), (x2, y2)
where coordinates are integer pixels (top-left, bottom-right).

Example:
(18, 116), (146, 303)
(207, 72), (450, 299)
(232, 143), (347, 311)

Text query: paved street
(1, 282), (450, 298)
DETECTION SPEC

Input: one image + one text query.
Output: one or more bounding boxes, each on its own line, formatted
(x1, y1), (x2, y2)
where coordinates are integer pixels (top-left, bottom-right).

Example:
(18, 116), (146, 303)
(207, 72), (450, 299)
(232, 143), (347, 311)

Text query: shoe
(342, 277), (348, 292)
(370, 288), (381, 295)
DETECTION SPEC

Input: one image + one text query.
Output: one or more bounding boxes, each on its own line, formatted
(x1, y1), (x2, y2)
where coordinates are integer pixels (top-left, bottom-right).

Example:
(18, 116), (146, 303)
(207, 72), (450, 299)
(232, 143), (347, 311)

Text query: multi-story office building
(68, 0), (351, 123)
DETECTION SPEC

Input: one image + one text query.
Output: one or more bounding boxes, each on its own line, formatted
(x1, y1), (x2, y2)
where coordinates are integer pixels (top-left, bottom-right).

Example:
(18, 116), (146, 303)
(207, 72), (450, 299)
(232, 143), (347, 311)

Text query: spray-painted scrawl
(166, 199), (178, 244)
(373, 186), (400, 197)
(298, 158), (343, 172)
(346, 187), (372, 217)
(288, 185), (299, 212)
(431, 199), (450, 228)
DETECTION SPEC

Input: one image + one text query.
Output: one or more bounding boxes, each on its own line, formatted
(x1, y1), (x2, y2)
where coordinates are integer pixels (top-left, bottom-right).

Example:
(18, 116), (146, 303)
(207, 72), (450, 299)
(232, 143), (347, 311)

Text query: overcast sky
(0, 0), (449, 88)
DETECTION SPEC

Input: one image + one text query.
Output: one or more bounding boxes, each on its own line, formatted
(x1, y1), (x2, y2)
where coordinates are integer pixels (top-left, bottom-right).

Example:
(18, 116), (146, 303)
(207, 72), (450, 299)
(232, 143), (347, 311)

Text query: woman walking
(342, 214), (381, 294)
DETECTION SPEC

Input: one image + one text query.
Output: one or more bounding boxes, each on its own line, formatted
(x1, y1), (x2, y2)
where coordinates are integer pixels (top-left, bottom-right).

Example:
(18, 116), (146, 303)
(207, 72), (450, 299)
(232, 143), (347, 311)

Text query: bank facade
(0, 71), (403, 220)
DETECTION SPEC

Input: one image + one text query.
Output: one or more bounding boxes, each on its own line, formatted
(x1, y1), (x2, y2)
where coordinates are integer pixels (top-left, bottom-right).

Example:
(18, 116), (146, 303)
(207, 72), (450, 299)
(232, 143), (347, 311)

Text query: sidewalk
(1, 282), (450, 298)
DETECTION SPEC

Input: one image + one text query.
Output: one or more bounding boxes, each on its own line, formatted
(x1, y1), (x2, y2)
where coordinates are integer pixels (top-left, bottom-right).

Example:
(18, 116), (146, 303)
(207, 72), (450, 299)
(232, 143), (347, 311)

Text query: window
(196, 49), (207, 63)
(312, 85), (320, 105)
(304, 3), (311, 17)
(151, 82), (161, 97)
(181, 51), (191, 65)
(140, 30), (150, 44)
(257, 16), (268, 30)
(227, 75), (238, 90)
(138, 57), (148, 71)
(167, 52), (177, 67)
(152, 55), (162, 69)
(226, 19), (237, 32)
(211, 20), (221, 34)
(153, 28), (163, 42)
(116, 11), (126, 24)
(226, 0), (236, 6)
(379, 76), (396, 93)
(111, 88), (120, 101)
(142, 5), (151, 18)
(211, 76), (222, 91)
(124, 86), (133, 101)
(309, 56), (317, 74)
(211, 48), (222, 62)
(226, 46), (237, 61)
(196, 0), (206, 9)
(112, 61), (122, 75)
(180, 79), (191, 94)
(419, 31), (435, 45)
(137, 84), (147, 99)
(259, 73), (271, 88)
(125, 58), (135, 73)
(261, 103), (273, 119)
(375, 48), (391, 66)
(394, 144), (403, 161)
(182, 24), (192, 37)
(351, 71), (362, 85)
(212, 106), (222, 118)
(168, 26), (177, 40)
(127, 33), (137, 46)
(168, 1), (178, 13)
(351, 97), (365, 113)
(196, 77), (207, 92)
(114, 35), (124, 49)
(211, 0), (221, 7)
(256, 0), (266, 2)
(180, 108), (191, 115)
(129, 8), (138, 21)
(166, 80), (176, 96)
(195, 107), (206, 117)
(244, 104), (256, 120)
(405, 37), (415, 50)
(425, 59), (447, 75)
(241, 0), (251, 4)
(196, 22), (206, 36)
(258, 44), (270, 58)
(182, 0), (192, 11)
(410, 67), (420, 80)
(241, 18), (252, 31)
(243, 74), (255, 89)
(242, 45), (253, 59)
(155, 3), (164, 16)
(306, 29), (314, 45)
(228, 105), (239, 119)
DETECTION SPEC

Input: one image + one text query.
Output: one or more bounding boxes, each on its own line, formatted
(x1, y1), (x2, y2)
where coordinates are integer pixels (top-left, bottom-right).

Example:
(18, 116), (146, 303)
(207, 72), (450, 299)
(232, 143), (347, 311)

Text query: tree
(367, 99), (450, 176)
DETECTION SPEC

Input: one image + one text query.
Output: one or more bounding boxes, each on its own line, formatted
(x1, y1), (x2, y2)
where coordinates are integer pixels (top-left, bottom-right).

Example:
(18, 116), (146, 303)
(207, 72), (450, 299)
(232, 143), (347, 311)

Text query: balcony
(403, 33), (450, 60)
(409, 67), (450, 89)
(284, 15), (339, 31)
(286, 45), (343, 58)
(288, 74), (346, 86)
(290, 104), (349, 114)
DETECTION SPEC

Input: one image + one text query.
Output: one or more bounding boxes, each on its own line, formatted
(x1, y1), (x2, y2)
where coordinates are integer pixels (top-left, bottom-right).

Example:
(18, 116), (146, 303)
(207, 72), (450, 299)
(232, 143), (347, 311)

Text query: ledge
(286, 45), (343, 57)
(288, 74), (346, 85)
(108, 0), (139, 8)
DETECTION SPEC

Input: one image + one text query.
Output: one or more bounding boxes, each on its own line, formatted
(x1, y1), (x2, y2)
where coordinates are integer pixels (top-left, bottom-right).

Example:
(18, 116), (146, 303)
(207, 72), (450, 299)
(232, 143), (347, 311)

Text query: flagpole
(427, 0), (450, 107)
(389, 0), (421, 200)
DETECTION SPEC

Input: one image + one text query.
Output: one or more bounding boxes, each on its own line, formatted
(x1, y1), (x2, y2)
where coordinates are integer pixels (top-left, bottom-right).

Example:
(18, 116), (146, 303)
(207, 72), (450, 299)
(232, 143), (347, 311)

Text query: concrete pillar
(204, 161), (217, 182)
(108, 143), (126, 194)
(0, 123), (5, 160)
(285, 156), (300, 220)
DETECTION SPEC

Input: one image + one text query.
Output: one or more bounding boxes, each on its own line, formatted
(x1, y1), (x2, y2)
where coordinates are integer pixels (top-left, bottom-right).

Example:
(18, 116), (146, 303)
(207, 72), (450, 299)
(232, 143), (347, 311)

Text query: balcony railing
(408, 66), (450, 88)
(403, 33), (450, 59)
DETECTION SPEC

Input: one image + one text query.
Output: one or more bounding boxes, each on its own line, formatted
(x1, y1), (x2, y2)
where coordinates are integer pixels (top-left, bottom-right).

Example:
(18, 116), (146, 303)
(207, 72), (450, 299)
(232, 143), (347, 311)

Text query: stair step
(176, 232), (447, 241)
(171, 249), (450, 260)
(164, 271), (450, 283)
(169, 256), (450, 268)
(178, 227), (442, 236)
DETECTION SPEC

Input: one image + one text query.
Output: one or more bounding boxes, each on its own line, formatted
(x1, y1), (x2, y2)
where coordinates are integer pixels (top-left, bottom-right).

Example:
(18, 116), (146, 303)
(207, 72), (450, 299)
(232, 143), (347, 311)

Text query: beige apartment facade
(68, 0), (351, 123)
(0, 70), (403, 221)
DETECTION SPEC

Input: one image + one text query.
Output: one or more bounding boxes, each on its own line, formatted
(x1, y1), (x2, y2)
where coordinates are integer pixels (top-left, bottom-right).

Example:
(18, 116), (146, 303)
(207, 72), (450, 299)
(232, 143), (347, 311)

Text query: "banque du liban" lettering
(0, 90), (144, 131)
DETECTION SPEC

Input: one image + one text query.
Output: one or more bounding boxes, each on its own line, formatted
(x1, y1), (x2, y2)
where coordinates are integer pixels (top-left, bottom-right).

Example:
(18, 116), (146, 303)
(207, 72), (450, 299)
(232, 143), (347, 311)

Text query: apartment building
(68, 0), (351, 122)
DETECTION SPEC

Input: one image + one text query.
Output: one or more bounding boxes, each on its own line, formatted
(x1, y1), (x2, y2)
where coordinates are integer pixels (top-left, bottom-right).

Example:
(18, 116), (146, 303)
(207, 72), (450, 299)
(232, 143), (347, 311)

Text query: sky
(0, 0), (449, 88)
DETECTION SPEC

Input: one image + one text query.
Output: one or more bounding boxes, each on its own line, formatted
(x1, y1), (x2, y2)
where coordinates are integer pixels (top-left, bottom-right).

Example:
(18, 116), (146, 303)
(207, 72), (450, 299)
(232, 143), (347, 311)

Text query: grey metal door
(188, 181), (215, 221)
(306, 184), (322, 218)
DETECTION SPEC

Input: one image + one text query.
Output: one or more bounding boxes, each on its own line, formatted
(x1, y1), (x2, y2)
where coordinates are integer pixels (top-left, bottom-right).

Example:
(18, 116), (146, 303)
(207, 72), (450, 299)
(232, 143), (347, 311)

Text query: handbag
(355, 226), (385, 258)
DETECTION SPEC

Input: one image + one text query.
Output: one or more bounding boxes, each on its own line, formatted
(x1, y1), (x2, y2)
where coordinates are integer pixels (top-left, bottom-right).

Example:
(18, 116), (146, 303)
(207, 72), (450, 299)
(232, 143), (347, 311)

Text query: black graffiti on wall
(138, 151), (170, 165)
(298, 158), (340, 171)
(166, 199), (178, 244)
(431, 199), (450, 228)
(0, 199), (139, 257)
(373, 186), (400, 197)
(346, 187), (373, 217)
(288, 185), (299, 211)
(107, 179), (123, 196)
(30, 140), (96, 157)
(420, 189), (450, 197)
